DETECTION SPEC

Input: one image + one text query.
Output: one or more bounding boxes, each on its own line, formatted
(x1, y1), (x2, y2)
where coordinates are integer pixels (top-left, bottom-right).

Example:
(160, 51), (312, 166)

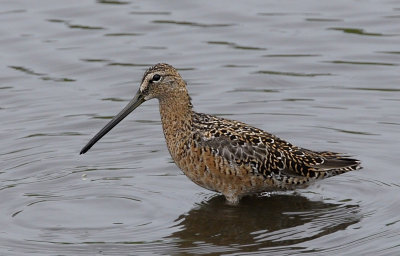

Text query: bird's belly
(171, 145), (273, 197)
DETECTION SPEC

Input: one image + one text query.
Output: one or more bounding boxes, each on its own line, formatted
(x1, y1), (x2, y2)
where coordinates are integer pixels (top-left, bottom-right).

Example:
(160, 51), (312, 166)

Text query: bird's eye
(152, 74), (161, 82)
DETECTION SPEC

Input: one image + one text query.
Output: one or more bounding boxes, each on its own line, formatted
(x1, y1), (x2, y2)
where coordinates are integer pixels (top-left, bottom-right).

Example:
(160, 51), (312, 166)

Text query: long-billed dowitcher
(80, 63), (361, 204)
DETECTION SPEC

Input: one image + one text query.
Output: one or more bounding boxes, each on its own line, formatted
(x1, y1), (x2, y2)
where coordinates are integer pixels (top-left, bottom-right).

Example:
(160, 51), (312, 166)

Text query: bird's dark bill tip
(79, 146), (90, 155)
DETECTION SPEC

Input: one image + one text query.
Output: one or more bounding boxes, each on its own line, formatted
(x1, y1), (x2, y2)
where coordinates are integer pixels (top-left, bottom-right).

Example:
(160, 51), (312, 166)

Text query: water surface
(1, 0), (400, 255)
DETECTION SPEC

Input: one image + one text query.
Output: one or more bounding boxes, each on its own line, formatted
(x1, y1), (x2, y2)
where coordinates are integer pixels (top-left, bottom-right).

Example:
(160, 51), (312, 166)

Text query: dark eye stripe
(152, 74), (161, 82)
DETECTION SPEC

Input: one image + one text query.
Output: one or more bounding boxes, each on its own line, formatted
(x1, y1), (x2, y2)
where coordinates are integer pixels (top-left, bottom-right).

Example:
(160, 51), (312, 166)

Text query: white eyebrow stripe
(140, 75), (151, 92)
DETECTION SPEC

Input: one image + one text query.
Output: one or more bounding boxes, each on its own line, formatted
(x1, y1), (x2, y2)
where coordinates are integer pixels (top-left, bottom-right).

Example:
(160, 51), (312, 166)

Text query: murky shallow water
(1, 0), (399, 255)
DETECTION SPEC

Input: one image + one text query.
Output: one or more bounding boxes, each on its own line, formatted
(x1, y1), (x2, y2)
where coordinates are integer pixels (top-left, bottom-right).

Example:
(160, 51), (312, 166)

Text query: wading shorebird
(80, 63), (361, 204)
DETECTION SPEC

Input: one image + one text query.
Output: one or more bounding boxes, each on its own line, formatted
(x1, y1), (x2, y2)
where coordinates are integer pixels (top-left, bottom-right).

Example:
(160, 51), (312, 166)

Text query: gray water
(1, 0), (399, 255)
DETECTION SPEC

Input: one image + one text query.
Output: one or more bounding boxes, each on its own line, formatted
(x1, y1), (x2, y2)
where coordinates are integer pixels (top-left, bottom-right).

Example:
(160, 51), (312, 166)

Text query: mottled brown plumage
(80, 63), (361, 204)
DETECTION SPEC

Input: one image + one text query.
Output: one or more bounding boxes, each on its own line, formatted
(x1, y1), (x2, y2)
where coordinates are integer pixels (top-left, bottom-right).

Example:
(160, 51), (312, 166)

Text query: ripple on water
(207, 41), (267, 51)
(97, 0), (130, 5)
(325, 60), (398, 66)
(328, 27), (391, 36)
(47, 19), (105, 30)
(104, 33), (143, 37)
(255, 70), (332, 77)
(152, 20), (235, 27)
(130, 11), (171, 15)
(9, 66), (76, 82)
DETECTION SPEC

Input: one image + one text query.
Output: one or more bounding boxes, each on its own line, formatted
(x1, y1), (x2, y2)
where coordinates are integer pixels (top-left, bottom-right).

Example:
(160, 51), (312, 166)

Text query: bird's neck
(158, 94), (194, 149)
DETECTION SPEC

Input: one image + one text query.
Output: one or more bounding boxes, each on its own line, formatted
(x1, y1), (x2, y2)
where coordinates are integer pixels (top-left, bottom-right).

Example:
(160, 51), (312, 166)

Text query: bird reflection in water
(168, 193), (360, 254)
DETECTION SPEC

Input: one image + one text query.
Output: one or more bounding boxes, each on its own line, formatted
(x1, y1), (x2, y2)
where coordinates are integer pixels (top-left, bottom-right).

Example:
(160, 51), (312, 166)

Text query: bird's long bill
(80, 89), (145, 155)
